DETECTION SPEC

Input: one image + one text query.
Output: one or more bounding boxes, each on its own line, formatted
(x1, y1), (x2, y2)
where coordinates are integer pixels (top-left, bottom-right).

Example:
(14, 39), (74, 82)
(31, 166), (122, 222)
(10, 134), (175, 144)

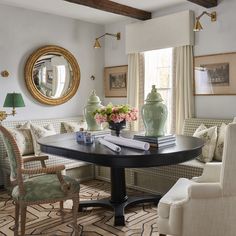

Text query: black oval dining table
(38, 133), (203, 226)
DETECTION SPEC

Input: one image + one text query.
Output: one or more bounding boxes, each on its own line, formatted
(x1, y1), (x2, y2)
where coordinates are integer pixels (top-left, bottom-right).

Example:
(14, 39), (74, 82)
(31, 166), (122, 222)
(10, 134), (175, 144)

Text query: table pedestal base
(79, 167), (161, 226)
(79, 194), (161, 226)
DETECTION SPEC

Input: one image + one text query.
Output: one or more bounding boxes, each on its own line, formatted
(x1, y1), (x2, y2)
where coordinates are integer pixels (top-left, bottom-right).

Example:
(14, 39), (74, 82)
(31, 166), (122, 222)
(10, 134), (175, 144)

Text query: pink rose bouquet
(94, 104), (138, 124)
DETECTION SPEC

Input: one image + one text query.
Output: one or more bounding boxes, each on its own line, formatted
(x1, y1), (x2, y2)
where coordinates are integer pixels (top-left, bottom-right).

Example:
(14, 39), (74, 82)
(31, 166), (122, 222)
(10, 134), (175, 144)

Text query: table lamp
(0, 92), (25, 121)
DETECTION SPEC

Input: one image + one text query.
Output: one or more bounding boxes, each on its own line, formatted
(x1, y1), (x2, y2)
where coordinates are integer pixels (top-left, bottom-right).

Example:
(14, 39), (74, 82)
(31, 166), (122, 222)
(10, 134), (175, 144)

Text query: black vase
(108, 120), (126, 137)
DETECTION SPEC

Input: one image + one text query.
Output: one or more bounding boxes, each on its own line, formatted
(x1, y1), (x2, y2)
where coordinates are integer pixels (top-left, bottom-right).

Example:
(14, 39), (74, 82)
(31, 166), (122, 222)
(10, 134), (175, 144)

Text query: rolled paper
(98, 138), (121, 153)
(104, 135), (150, 151)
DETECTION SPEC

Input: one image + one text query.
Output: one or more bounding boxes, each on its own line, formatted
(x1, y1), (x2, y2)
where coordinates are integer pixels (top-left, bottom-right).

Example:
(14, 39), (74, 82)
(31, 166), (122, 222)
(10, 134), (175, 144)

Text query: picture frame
(194, 52), (236, 95)
(104, 65), (128, 97)
(46, 70), (53, 84)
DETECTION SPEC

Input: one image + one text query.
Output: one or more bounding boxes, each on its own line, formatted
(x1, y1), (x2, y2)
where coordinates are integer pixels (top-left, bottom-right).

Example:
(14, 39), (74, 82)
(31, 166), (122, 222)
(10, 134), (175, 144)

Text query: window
(144, 48), (173, 133)
(53, 65), (66, 98)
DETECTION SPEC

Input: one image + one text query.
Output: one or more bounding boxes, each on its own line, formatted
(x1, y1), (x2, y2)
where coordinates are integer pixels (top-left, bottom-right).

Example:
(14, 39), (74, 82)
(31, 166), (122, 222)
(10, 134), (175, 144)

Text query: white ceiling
(0, 0), (185, 24)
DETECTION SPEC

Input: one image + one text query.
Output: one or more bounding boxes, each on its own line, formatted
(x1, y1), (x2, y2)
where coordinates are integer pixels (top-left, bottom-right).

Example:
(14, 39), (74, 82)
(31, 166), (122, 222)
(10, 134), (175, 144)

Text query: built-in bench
(0, 117), (232, 195)
(0, 117), (94, 188)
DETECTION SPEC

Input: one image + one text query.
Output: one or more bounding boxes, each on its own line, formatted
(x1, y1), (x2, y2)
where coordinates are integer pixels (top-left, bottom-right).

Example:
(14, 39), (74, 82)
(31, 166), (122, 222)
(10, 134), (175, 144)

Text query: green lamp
(0, 92), (25, 121)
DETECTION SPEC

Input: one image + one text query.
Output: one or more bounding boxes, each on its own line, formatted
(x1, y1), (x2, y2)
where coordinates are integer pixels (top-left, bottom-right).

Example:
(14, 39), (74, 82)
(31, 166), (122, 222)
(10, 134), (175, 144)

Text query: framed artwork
(104, 65), (128, 97)
(46, 70), (53, 84)
(194, 52), (236, 95)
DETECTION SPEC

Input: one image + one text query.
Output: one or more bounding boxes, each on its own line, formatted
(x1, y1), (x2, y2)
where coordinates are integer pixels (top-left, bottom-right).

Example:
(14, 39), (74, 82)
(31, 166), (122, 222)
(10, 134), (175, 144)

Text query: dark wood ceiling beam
(187, 0), (218, 8)
(64, 0), (152, 20)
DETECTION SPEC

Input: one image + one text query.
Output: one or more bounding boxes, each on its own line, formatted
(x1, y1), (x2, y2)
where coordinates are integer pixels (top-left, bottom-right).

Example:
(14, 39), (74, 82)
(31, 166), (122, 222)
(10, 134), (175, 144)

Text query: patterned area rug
(0, 180), (161, 236)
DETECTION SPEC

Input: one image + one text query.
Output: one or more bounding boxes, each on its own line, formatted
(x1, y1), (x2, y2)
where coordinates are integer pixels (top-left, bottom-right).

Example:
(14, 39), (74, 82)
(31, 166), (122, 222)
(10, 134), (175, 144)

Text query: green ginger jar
(141, 85), (167, 136)
(84, 90), (103, 131)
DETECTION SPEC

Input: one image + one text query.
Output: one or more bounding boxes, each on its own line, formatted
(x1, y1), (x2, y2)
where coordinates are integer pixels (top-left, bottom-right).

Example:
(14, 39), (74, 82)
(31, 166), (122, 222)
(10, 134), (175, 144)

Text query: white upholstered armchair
(157, 122), (236, 236)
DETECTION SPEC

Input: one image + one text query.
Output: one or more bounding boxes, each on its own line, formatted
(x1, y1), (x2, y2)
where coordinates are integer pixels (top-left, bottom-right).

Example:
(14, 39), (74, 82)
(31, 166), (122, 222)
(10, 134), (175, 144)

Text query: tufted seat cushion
(158, 178), (193, 219)
(12, 174), (80, 202)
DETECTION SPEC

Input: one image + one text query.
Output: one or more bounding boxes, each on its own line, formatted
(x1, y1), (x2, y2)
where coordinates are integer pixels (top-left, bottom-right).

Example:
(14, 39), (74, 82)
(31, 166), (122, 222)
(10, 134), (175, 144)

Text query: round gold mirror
(25, 45), (80, 105)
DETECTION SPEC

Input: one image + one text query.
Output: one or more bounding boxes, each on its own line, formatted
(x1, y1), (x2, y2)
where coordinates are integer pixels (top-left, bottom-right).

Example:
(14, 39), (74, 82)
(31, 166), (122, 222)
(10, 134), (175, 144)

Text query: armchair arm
(22, 164), (65, 175)
(22, 165), (71, 193)
(192, 163), (222, 183)
(188, 182), (222, 199)
(22, 155), (49, 168)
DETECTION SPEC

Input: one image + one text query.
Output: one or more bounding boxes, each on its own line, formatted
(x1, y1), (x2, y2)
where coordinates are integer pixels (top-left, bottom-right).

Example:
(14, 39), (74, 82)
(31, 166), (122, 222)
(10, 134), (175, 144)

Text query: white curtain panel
(127, 53), (145, 131)
(174, 45), (195, 134)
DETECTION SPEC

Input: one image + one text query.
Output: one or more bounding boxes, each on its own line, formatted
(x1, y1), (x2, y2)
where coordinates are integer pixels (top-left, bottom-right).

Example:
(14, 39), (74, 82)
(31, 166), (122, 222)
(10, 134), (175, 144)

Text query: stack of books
(133, 134), (176, 148)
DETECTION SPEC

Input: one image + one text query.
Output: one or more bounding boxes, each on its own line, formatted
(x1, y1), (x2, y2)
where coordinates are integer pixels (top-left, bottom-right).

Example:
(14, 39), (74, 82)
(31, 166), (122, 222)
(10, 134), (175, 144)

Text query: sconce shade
(3, 93), (25, 108)
(193, 19), (203, 31)
(94, 39), (101, 48)
(93, 32), (120, 48)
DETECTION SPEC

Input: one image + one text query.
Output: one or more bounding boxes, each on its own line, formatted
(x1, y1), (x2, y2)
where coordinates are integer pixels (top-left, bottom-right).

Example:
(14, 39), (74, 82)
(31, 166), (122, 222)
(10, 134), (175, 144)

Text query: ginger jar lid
(145, 85), (163, 102)
(87, 90), (101, 104)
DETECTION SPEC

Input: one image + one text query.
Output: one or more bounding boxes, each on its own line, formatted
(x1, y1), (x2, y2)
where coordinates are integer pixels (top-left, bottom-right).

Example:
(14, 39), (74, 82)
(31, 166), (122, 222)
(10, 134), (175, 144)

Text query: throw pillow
(30, 123), (56, 155)
(9, 122), (34, 156)
(62, 121), (87, 133)
(193, 124), (217, 163)
(194, 123), (207, 133)
(214, 123), (227, 161)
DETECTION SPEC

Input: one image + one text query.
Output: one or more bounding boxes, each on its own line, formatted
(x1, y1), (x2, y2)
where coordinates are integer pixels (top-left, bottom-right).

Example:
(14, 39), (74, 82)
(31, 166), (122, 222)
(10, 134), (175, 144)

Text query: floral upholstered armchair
(0, 125), (80, 236)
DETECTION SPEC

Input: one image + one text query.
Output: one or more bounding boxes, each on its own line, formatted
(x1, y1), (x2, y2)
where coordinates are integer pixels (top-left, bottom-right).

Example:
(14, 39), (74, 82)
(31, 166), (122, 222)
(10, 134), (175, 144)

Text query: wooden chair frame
(0, 126), (80, 236)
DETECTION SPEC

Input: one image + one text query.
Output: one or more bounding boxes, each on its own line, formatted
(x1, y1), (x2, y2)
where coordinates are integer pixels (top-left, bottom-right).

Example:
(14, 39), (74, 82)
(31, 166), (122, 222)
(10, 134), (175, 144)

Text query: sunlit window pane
(157, 68), (171, 88)
(144, 48), (173, 133)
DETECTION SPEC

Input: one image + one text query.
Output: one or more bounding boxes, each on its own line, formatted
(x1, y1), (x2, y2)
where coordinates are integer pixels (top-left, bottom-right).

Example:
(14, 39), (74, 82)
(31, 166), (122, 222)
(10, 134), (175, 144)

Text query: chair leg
(20, 205), (27, 236)
(60, 201), (64, 211)
(14, 202), (20, 236)
(72, 198), (80, 236)
(60, 201), (65, 222)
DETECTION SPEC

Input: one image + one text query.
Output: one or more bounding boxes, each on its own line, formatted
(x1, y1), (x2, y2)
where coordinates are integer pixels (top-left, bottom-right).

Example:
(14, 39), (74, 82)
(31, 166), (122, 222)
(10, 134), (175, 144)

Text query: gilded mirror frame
(25, 45), (80, 105)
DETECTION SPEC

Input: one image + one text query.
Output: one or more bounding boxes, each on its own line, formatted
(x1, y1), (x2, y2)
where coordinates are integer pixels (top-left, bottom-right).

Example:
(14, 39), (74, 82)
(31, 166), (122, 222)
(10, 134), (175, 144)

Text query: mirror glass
(33, 54), (73, 99)
(25, 45), (80, 105)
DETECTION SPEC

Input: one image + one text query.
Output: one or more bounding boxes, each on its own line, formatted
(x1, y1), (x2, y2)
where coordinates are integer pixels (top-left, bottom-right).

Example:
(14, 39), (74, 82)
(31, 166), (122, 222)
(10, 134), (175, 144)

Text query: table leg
(110, 167), (127, 225)
(110, 167), (128, 204)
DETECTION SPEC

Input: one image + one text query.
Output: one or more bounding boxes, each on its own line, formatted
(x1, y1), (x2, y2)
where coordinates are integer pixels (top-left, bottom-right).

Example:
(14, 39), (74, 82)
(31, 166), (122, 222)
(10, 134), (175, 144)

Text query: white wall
(104, 0), (236, 119)
(0, 4), (105, 120)
(103, 19), (135, 105)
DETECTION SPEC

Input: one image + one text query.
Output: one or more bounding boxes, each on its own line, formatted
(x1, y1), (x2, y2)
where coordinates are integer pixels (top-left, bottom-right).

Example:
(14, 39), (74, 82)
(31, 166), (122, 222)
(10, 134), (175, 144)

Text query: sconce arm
(96, 32), (120, 40)
(196, 11), (216, 21)
(196, 11), (208, 20)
